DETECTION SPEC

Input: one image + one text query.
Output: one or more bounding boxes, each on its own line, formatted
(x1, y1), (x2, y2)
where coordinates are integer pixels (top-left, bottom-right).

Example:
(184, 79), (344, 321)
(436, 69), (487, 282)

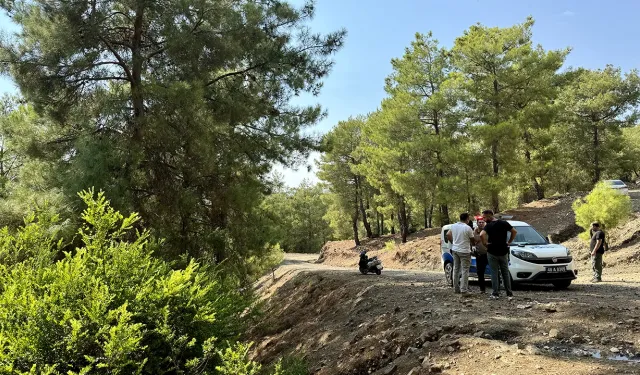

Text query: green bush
(0, 189), (253, 374)
(572, 182), (632, 240)
(271, 356), (309, 375)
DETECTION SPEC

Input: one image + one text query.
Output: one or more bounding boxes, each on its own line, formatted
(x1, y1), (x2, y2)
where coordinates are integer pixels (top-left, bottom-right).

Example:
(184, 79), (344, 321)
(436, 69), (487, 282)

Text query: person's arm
(507, 228), (517, 246)
(480, 230), (488, 246)
(446, 230), (453, 243)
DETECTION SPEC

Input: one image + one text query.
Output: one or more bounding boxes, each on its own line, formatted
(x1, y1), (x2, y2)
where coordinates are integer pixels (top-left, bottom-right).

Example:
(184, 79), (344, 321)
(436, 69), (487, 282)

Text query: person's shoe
(479, 290), (486, 294)
(591, 278), (600, 283)
(454, 290), (461, 294)
(489, 294), (499, 300)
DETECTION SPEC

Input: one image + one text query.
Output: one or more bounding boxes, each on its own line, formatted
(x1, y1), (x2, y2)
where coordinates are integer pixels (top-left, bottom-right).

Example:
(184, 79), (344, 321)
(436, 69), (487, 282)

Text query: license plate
(546, 266), (567, 273)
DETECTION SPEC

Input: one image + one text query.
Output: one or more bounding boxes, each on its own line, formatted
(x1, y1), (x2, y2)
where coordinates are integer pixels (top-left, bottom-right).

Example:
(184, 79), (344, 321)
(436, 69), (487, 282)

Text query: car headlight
(511, 250), (538, 259)
(566, 248), (571, 256)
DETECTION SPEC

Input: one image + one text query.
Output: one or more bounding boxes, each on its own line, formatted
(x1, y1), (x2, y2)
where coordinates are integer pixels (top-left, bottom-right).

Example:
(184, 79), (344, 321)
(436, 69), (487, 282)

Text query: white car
(440, 220), (577, 289)
(603, 180), (629, 195)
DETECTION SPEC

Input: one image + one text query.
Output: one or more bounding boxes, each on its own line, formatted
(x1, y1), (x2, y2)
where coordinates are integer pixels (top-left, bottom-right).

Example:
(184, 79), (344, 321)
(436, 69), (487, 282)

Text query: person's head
(459, 212), (470, 224)
(591, 222), (601, 231)
(475, 215), (486, 229)
(482, 209), (495, 222)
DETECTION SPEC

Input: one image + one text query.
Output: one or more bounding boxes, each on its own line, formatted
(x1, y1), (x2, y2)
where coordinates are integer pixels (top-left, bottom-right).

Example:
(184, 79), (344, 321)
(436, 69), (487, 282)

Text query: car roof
(441, 220), (531, 230)
(507, 220), (531, 227)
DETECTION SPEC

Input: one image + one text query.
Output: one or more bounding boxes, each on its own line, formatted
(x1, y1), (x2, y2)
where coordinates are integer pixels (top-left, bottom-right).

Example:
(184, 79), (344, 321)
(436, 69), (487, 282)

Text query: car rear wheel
(444, 262), (453, 286)
(552, 280), (572, 289)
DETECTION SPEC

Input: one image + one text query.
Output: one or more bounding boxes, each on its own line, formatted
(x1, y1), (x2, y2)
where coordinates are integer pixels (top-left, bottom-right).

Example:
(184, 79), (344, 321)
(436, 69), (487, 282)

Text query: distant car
(603, 180), (629, 195)
(440, 220), (577, 289)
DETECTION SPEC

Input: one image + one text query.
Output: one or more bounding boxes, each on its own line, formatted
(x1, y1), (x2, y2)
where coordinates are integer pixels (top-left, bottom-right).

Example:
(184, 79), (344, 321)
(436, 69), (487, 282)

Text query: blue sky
(3, 0), (640, 186)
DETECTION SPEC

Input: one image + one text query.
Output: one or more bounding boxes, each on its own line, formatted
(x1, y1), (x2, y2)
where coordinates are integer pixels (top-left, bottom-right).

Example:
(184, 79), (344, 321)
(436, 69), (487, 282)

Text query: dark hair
(591, 222), (600, 227)
(482, 209), (494, 215)
(460, 212), (470, 222)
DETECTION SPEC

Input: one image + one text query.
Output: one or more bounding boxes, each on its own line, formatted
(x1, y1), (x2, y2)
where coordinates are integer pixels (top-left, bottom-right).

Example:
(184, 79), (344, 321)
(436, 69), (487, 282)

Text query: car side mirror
(545, 236), (552, 244)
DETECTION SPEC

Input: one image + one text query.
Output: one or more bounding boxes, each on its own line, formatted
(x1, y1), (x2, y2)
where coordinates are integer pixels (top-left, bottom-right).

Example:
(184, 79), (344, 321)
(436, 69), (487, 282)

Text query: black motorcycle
(359, 251), (383, 275)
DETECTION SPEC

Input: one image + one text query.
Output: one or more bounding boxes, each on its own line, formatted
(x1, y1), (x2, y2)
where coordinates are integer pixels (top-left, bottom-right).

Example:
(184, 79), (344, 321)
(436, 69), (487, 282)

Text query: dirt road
(251, 253), (640, 375)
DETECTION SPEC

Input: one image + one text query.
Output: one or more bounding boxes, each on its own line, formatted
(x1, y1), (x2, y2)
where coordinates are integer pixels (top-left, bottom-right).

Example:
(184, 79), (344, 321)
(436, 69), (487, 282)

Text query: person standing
(446, 213), (476, 294)
(473, 216), (489, 293)
(480, 210), (517, 300)
(589, 222), (605, 282)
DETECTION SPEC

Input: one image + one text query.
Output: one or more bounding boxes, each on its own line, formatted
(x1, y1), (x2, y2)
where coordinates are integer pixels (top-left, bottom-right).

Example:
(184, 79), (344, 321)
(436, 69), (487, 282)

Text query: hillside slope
(318, 195), (581, 272)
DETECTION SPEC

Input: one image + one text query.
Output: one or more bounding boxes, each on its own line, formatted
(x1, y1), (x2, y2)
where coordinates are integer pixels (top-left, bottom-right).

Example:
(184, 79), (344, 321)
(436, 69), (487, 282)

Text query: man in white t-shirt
(446, 212), (476, 294)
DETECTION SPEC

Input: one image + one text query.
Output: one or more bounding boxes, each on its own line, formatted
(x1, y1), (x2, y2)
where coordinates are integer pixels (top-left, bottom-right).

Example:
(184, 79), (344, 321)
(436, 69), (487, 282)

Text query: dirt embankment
(249, 260), (640, 375)
(318, 195), (582, 272)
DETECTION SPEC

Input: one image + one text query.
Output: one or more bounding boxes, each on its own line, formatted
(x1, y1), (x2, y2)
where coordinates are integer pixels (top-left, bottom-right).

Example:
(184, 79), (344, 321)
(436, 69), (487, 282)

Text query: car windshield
(508, 226), (547, 245)
(606, 180), (626, 186)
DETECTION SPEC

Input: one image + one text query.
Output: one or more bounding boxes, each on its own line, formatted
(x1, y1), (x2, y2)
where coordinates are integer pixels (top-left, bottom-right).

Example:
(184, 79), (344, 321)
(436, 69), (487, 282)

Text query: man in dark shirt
(589, 222), (605, 282)
(480, 210), (517, 300)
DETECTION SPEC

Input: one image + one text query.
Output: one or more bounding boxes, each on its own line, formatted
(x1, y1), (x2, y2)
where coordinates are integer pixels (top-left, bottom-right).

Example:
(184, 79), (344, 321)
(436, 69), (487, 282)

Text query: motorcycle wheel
(359, 268), (368, 275)
(375, 269), (381, 275)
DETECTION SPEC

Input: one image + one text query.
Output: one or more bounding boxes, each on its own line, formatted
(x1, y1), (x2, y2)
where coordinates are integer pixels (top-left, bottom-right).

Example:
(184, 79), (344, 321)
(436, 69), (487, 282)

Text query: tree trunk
(357, 177), (373, 238)
(593, 125), (601, 184)
(428, 204), (434, 228)
(399, 200), (409, 243)
(491, 141), (500, 213)
(491, 78), (501, 213)
(131, 6), (145, 142)
(423, 205), (428, 229)
(390, 213), (395, 235)
(435, 152), (450, 226)
(471, 196), (480, 215)
(380, 213), (385, 235)
(353, 186), (360, 247)
(352, 216), (360, 247)
(465, 168), (472, 212)
(532, 178), (544, 200)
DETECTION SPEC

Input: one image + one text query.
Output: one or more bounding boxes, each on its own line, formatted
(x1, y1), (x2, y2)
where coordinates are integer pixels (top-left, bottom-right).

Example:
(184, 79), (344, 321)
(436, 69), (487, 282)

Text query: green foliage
(0, 0), (345, 269)
(271, 356), (309, 375)
(216, 343), (262, 375)
(246, 244), (284, 279)
(317, 117), (376, 244)
(450, 17), (568, 211)
(261, 181), (332, 253)
(573, 182), (632, 240)
(558, 66), (640, 184)
(0, 190), (251, 374)
(215, 343), (309, 375)
(618, 126), (640, 181)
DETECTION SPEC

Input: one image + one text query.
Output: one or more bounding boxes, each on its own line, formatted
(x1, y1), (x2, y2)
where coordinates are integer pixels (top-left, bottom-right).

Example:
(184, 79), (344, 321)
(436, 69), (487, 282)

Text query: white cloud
(563, 10), (575, 16)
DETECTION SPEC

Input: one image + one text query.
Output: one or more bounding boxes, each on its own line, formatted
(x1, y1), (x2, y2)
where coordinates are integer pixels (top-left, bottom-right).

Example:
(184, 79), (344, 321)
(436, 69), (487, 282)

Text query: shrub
(271, 356), (309, 375)
(572, 182), (632, 240)
(216, 342), (262, 375)
(0, 189), (252, 374)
